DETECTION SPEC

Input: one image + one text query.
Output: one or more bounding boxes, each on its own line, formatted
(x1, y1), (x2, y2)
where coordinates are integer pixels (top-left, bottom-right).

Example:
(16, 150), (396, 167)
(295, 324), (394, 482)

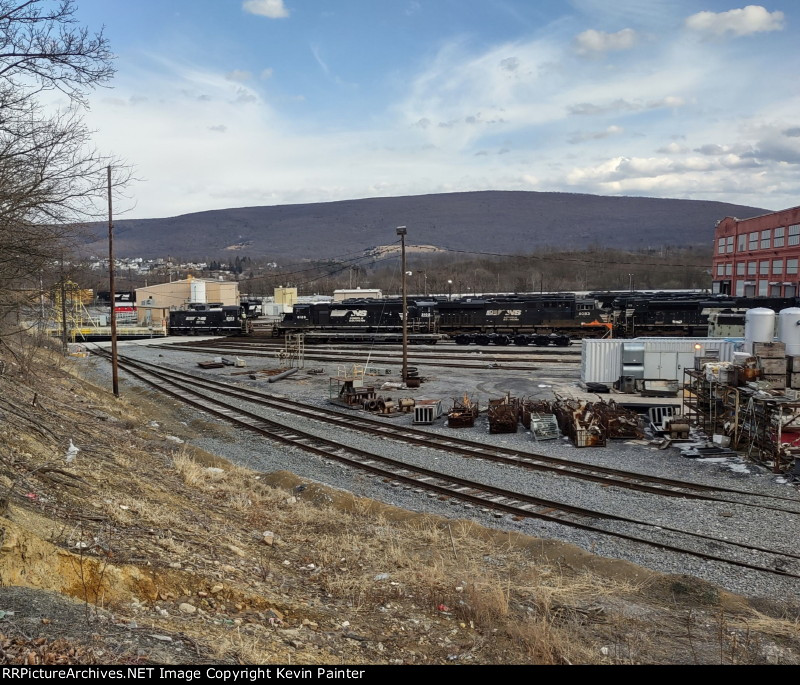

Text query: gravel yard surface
(83, 338), (800, 600)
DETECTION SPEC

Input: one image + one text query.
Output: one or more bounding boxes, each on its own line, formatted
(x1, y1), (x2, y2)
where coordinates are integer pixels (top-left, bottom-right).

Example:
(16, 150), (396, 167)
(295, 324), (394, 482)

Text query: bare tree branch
(0, 1), (128, 337)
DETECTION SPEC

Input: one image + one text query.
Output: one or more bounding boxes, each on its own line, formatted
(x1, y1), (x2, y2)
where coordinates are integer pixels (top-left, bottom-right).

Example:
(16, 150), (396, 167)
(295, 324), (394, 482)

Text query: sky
(65, 1), (800, 218)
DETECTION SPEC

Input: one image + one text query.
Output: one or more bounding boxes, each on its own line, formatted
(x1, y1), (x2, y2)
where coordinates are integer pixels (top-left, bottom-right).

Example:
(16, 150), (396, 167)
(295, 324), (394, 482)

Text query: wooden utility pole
(108, 166), (119, 397)
(59, 257), (67, 352)
(396, 226), (408, 384)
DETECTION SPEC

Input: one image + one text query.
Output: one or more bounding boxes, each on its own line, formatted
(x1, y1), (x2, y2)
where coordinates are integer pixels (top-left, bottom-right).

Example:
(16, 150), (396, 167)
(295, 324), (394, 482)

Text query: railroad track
(212, 337), (583, 356)
(151, 342), (578, 371)
(92, 349), (800, 581)
(104, 352), (800, 512)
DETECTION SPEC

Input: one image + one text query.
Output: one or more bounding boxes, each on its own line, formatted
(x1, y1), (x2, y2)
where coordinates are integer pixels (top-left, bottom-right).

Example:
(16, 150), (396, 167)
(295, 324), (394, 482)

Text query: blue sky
(65, 1), (800, 218)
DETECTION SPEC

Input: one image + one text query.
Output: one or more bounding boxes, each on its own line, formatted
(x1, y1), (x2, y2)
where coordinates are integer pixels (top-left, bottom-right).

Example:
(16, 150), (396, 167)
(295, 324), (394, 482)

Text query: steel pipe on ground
(267, 367), (299, 383)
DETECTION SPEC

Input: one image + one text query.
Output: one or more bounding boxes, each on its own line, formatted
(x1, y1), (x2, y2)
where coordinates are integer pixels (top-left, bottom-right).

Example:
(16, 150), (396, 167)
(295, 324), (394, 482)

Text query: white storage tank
(744, 308), (775, 347)
(778, 307), (800, 355)
(190, 279), (206, 304)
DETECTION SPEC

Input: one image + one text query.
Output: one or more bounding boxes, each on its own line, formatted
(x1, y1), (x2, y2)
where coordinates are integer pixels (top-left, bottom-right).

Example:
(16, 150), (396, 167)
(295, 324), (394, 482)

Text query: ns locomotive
(274, 292), (800, 344)
(169, 303), (251, 335)
(276, 294), (606, 345)
(278, 299), (440, 343)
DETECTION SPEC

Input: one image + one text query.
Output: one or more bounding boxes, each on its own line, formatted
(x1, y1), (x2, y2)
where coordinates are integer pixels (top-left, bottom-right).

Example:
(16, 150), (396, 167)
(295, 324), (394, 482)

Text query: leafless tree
(0, 1), (129, 336)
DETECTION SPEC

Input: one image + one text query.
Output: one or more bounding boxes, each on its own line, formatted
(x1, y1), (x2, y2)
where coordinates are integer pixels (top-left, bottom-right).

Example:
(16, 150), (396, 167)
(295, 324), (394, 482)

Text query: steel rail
(149, 343), (577, 371)
(99, 350), (800, 509)
(97, 351), (800, 579)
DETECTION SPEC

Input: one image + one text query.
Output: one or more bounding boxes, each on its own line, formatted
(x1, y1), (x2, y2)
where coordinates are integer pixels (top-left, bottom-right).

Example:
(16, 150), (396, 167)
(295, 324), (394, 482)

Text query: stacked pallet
(752, 341), (800, 391)
(788, 355), (800, 391)
(754, 341), (787, 390)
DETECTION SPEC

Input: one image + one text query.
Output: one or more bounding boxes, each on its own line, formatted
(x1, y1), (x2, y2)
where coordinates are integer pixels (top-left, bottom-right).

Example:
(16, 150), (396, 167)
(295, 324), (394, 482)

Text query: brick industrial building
(712, 205), (800, 297)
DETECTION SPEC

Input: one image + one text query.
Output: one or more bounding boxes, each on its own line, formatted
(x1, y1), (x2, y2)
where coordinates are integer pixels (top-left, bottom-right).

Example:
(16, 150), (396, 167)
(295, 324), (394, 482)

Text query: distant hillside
(83, 191), (770, 260)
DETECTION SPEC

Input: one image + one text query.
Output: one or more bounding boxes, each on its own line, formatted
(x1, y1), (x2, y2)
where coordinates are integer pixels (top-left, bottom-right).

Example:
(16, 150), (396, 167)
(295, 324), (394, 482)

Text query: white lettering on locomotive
(486, 309), (522, 317)
(331, 309), (368, 318)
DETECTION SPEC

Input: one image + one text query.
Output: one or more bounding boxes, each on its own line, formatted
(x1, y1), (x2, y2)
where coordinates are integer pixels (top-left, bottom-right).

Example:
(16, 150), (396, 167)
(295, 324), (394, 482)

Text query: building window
(736, 262), (745, 275)
(717, 264), (725, 276)
(738, 234), (747, 251)
(774, 227), (785, 247)
(790, 225), (800, 246)
(717, 237), (725, 254)
(748, 261), (757, 275)
(773, 259), (784, 275)
(761, 230), (770, 249)
(760, 260), (769, 275)
(787, 258), (798, 275)
(736, 281), (745, 296)
(726, 236), (734, 253)
(749, 232), (759, 250)
(726, 263), (732, 276)
(759, 280), (768, 296)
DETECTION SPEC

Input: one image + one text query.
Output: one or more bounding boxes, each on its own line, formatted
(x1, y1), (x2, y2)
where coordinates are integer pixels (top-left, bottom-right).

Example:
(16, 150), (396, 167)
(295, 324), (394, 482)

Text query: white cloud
(568, 124), (623, 144)
(225, 69), (252, 82)
(657, 142), (689, 154)
(574, 28), (638, 55)
(74, 7), (800, 218)
(310, 44), (330, 76)
(685, 5), (784, 37)
(242, 0), (289, 19)
(405, 1), (421, 16)
(569, 96), (684, 116)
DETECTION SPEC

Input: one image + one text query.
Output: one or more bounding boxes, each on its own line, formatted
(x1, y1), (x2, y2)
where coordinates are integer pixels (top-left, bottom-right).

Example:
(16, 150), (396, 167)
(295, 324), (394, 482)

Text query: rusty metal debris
(488, 394), (519, 434)
(397, 398), (415, 414)
(590, 399), (645, 440)
(550, 397), (606, 448)
(521, 400), (554, 429)
(447, 394), (478, 428)
(329, 377), (377, 409)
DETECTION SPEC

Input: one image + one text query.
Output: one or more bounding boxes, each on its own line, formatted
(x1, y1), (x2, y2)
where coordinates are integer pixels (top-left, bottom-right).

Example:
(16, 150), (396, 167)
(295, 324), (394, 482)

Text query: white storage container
(778, 307), (800, 355)
(190, 279), (207, 304)
(581, 339), (624, 384)
(744, 308), (775, 346)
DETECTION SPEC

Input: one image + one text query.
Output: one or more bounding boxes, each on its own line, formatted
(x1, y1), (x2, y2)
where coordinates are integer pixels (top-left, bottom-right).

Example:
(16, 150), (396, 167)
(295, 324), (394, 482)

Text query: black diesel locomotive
(277, 294), (606, 344)
(169, 303), (251, 335)
(274, 292), (798, 344)
(278, 299), (439, 343)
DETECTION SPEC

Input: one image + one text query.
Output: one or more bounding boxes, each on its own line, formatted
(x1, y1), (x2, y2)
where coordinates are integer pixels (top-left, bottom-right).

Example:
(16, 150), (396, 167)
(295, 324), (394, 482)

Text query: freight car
(278, 298), (442, 343)
(169, 304), (251, 335)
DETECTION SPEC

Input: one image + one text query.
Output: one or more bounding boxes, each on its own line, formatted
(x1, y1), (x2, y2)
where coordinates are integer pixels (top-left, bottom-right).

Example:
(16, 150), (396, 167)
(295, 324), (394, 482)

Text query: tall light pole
(628, 273), (634, 293)
(396, 225), (408, 384)
(447, 279), (453, 301)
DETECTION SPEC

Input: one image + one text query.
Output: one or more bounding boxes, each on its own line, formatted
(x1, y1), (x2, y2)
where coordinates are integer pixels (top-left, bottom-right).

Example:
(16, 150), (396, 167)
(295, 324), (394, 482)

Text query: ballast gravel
(82, 340), (800, 600)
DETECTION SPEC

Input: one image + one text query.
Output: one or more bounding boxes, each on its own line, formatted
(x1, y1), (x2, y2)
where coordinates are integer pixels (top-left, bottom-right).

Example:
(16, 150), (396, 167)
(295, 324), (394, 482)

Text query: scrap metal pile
(447, 394), (479, 428)
(488, 394), (520, 434)
(534, 397), (644, 448)
(591, 399), (646, 440)
(551, 398), (606, 448)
